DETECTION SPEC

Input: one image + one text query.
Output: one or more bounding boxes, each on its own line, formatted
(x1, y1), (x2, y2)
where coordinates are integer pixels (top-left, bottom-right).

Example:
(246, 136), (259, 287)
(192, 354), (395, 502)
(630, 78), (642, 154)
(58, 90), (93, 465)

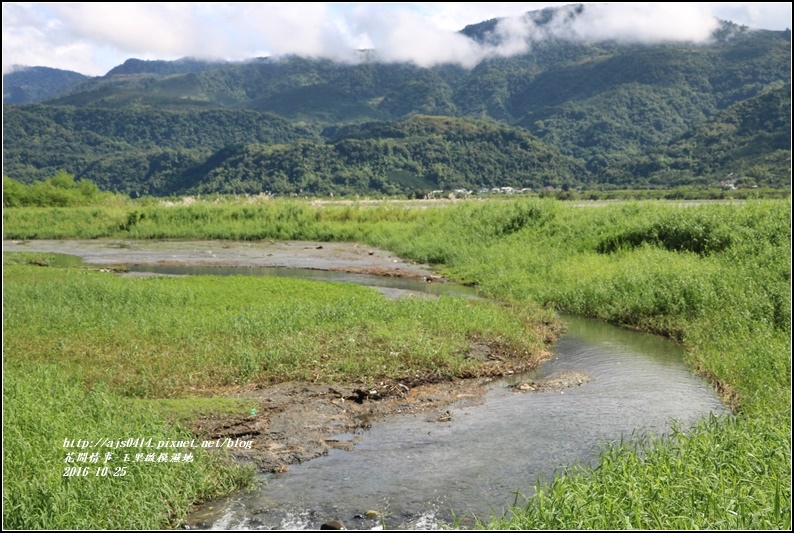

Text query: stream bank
(2, 239), (728, 530)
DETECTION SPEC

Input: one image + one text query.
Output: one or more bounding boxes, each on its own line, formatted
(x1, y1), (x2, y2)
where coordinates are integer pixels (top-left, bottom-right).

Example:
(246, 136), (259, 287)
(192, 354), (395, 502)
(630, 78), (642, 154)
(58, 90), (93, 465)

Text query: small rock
(364, 510), (381, 518)
(436, 410), (453, 422)
(320, 520), (346, 530)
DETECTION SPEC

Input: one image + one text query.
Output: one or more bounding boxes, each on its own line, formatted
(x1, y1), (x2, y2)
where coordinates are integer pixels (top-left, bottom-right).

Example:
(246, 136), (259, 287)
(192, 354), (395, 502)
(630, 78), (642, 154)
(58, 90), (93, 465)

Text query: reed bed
(3, 197), (790, 529)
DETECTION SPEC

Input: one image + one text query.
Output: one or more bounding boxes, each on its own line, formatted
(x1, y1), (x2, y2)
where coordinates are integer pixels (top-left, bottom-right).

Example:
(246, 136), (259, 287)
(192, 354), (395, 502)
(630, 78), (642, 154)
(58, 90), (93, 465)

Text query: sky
(3, 2), (792, 76)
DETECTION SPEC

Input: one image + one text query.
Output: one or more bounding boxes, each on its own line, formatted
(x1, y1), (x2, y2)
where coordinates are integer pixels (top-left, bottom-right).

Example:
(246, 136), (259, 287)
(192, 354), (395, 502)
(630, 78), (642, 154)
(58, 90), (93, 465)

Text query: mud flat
(2, 239), (444, 281)
(3, 238), (556, 474)
(188, 367), (592, 475)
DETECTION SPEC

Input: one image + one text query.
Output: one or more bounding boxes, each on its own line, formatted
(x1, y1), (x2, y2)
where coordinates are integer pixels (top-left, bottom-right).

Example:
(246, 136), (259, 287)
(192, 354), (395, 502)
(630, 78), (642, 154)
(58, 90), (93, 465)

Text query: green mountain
(105, 57), (228, 77)
(513, 25), (792, 173)
(2, 66), (92, 104)
(2, 111), (583, 196)
(603, 83), (792, 188)
(187, 115), (586, 196)
(2, 106), (320, 195)
(2, 5), (791, 195)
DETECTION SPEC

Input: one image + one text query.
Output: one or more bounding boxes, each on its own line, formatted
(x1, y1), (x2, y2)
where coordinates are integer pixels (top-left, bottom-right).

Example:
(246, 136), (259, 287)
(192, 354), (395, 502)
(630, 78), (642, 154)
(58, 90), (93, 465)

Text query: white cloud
(563, 3), (721, 43)
(52, 3), (201, 56)
(2, 4), (103, 74)
(707, 2), (793, 30)
(2, 3), (790, 76)
(349, 4), (483, 67)
(215, 3), (355, 60)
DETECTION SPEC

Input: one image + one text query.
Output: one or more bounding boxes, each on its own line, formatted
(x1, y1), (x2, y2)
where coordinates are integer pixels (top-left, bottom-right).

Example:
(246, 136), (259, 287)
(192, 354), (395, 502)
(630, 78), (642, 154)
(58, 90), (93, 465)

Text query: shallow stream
(185, 313), (727, 530)
(2, 239), (729, 530)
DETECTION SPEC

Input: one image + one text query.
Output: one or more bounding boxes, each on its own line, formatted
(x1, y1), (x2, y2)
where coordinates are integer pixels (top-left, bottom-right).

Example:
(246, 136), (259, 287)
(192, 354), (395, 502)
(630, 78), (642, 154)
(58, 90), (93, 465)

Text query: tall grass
(3, 266), (552, 397)
(3, 197), (791, 529)
(2, 201), (424, 240)
(481, 412), (790, 530)
(372, 199), (791, 529)
(2, 364), (253, 530)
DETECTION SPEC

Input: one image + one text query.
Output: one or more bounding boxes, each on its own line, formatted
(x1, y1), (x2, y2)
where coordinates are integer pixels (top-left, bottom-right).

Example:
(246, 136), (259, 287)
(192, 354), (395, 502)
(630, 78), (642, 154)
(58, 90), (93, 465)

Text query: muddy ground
(3, 238), (585, 474)
(2, 239), (444, 281)
(199, 367), (590, 474)
(201, 378), (495, 473)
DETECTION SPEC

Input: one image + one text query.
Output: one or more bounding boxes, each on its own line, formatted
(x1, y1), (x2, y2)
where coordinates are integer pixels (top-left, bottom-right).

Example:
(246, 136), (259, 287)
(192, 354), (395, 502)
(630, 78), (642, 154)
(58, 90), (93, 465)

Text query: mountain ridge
(3, 5), (791, 195)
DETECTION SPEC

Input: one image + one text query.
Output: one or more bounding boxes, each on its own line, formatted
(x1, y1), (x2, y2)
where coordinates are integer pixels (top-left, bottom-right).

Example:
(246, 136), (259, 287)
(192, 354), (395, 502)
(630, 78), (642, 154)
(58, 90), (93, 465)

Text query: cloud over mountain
(1, 3), (786, 75)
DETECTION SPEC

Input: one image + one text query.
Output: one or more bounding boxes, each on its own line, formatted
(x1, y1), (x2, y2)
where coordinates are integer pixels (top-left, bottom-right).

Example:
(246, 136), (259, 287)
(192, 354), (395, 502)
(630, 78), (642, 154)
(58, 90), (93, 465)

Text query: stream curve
(2, 239), (729, 530)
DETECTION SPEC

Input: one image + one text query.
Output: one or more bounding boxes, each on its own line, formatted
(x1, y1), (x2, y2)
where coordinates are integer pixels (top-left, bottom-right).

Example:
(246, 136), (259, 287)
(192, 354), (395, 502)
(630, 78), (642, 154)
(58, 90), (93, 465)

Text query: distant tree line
(3, 172), (117, 207)
(2, 18), (790, 196)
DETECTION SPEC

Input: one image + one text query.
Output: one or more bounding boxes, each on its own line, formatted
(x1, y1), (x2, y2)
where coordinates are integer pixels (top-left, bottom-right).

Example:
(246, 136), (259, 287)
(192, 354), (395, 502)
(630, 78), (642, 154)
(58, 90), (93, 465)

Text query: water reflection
(188, 314), (727, 530)
(123, 264), (482, 299)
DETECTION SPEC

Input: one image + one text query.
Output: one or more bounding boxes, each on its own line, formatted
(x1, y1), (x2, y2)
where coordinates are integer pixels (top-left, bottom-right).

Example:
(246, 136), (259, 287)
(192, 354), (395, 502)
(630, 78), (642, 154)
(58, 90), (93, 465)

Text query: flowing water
(2, 240), (728, 530)
(123, 264), (481, 300)
(182, 305), (727, 530)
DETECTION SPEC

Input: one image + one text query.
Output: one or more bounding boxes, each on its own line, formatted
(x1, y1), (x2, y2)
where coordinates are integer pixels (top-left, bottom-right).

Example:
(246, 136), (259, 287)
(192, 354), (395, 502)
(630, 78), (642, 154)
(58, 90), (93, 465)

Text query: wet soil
(195, 378), (495, 474)
(189, 333), (573, 475)
(2, 239), (445, 282)
(191, 367), (591, 475)
(3, 238), (577, 475)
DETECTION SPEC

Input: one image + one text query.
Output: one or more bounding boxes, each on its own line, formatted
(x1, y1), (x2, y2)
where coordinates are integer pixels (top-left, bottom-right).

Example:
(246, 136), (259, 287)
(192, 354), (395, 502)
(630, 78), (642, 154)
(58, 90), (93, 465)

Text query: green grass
(3, 196), (791, 529)
(370, 198), (791, 529)
(3, 253), (554, 529)
(2, 364), (254, 530)
(480, 412), (791, 530)
(130, 397), (260, 427)
(2, 251), (87, 268)
(3, 266), (553, 397)
(2, 200), (425, 240)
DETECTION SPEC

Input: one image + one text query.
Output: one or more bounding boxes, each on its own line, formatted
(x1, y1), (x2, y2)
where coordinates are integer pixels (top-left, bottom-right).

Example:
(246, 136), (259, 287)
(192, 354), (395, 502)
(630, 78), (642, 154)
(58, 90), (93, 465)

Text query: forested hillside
(603, 83), (792, 188)
(2, 107), (320, 195)
(188, 116), (586, 196)
(3, 5), (791, 195)
(2, 66), (92, 104)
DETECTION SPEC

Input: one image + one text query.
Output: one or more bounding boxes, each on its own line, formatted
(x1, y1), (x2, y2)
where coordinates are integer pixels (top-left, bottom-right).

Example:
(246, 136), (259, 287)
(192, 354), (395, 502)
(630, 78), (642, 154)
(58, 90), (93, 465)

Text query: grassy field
(2, 363), (254, 530)
(3, 256), (553, 397)
(3, 197), (791, 529)
(3, 250), (554, 529)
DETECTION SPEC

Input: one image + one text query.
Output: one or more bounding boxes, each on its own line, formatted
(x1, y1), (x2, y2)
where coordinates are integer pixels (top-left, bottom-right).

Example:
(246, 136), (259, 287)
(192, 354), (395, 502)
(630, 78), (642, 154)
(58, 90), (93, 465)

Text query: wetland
(3, 198), (789, 530)
(4, 238), (728, 530)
